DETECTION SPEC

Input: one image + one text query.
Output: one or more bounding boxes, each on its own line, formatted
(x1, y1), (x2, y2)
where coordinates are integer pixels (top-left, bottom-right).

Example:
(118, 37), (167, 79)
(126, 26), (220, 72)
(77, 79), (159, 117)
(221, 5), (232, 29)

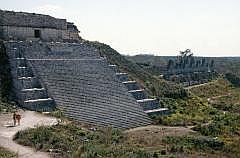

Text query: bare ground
(124, 125), (196, 150)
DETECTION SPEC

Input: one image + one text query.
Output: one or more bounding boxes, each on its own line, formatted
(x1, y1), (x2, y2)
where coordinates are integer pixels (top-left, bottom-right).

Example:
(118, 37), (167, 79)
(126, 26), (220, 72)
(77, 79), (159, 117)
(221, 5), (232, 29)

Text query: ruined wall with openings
(0, 10), (80, 42)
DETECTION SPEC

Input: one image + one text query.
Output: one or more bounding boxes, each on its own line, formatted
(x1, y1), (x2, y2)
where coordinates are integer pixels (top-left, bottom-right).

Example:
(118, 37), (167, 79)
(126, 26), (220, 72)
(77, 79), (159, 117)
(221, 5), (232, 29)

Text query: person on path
(16, 113), (21, 126)
(13, 112), (17, 126)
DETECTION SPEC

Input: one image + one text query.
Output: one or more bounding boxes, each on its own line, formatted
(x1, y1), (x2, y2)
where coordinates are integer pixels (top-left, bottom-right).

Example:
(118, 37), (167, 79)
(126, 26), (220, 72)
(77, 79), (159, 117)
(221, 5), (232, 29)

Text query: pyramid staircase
(109, 64), (169, 116)
(5, 42), (55, 111)
(4, 41), (152, 129)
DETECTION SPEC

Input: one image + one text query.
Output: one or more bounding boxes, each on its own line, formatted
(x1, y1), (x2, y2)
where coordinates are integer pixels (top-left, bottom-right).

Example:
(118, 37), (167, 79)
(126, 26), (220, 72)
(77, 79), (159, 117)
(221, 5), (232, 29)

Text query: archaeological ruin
(163, 49), (217, 87)
(0, 10), (168, 128)
(0, 10), (80, 42)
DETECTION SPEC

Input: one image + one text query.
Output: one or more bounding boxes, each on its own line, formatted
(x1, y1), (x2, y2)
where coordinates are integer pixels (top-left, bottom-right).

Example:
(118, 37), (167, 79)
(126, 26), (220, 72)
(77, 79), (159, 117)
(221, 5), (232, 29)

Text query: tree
(225, 73), (240, 87)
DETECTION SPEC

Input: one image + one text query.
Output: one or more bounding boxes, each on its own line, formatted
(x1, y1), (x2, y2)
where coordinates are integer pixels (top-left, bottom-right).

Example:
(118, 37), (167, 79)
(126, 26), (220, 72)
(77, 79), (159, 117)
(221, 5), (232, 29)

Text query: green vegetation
(0, 147), (16, 158)
(193, 113), (240, 137)
(0, 101), (16, 113)
(14, 124), (157, 158)
(190, 78), (240, 113)
(78, 43), (240, 157)
(1, 39), (239, 157)
(189, 78), (231, 99)
(11, 49), (240, 158)
(154, 96), (216, 126)
(225, 73), (240, 87)
(14, 120), (240, 158)
(163, 136), (224, 152)
(190, 79), (240, 137)
(151, 77), (240, 157)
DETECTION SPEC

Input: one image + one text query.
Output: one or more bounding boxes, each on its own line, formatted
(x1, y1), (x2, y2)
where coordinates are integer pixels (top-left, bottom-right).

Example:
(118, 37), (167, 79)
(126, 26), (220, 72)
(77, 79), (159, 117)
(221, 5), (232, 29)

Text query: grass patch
(14, 124), (156, 158)
(193, 113), (240, 137)
(189, 78), (231, 99)
(0, 100), (17, 113)
(0, 147), (16, 158)
(163, 136), (224, 152)
(154, 96), (217, 126)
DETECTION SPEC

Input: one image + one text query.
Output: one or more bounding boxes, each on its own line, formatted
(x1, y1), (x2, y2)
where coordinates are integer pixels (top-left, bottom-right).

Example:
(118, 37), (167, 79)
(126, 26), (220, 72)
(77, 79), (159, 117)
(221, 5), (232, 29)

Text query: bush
(193, 113), (240, 137)
(163, 136), (224, 152)
(225, 73), (240, 87)
(13, 124), (155, 158)
(0, 147), (16, 158)
(154, 96), (215, 126)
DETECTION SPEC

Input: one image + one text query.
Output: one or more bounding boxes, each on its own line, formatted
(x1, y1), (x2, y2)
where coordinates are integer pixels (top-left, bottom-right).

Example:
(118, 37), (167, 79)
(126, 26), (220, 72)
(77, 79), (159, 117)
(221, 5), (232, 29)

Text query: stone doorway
(34, 30), (41, 38)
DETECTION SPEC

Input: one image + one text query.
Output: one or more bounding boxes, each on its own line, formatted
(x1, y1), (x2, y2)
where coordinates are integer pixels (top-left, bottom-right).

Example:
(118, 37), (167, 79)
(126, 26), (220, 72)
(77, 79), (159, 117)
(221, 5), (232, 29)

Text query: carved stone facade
(0, 10), (80, 42)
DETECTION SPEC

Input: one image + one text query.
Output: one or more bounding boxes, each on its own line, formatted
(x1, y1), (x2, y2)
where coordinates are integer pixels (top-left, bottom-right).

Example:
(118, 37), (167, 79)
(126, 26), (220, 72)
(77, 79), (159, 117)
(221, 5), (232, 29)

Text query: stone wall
(0, 10), (81, 42)
(0, 10), (67, 29)
(1, 25), (80, 42)
(2, 26), (61, 41)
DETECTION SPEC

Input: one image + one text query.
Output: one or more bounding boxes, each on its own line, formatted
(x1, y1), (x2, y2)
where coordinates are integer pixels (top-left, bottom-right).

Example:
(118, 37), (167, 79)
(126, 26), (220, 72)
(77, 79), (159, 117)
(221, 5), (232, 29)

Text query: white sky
(1, 0), (240, 56)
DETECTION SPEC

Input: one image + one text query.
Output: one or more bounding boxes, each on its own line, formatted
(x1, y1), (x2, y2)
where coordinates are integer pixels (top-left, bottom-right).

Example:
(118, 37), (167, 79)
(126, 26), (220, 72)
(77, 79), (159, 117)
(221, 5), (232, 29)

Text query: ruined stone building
(164, 49), (217, 87)
(0, 10), (80, 42)
(0, 10), (168, 128)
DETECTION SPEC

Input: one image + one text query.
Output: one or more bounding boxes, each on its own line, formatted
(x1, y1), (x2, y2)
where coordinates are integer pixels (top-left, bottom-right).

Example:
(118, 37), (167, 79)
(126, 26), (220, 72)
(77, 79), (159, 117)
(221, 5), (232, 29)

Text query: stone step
(24, 98), (53, 103)
(7, 48), (23, 59)
(20, 88), (48, 101)
(123, 81), (140, 91)
(59, 102), (150, 124)
(5, 42), (153, 128)
(48, 86), (140, 108)
(22, 98), (55, 112)
(28, 59), (151, 128)
(64, 111), (146, 129)
(116, 73), (128, 82)
(128, 89), (146, 100)
(54, 95), (146, 117)
(16, 42), (101, 59)
(63, 109), (150, 129)
(145, 108), (170, 116)
(58, 102), (151, 126)
(17, 67), (33, 77)
(137, 98), (160, 111)
(9, 58), (27, 67)
(17, 77), (42, 89)
(108, 64), (118, 73)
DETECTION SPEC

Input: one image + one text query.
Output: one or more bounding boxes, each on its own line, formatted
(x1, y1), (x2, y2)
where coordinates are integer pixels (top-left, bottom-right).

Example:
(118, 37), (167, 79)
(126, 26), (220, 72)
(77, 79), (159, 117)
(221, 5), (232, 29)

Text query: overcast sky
(1, 0), (240, 56)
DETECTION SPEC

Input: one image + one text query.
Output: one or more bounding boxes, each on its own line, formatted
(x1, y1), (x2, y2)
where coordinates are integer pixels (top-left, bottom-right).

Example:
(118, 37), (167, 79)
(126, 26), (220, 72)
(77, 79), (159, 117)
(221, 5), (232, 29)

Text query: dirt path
(207, 93), (231, 102)
(125, 125), (194, 134)
(185, 82), (211, 90)
(0, 110), (57, 158)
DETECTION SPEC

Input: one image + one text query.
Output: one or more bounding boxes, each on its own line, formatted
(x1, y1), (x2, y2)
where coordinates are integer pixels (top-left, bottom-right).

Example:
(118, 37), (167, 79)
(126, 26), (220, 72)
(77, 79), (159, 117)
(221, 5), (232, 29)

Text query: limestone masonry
(1, 10), (169, 128)
(0, 10), (80, 42)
